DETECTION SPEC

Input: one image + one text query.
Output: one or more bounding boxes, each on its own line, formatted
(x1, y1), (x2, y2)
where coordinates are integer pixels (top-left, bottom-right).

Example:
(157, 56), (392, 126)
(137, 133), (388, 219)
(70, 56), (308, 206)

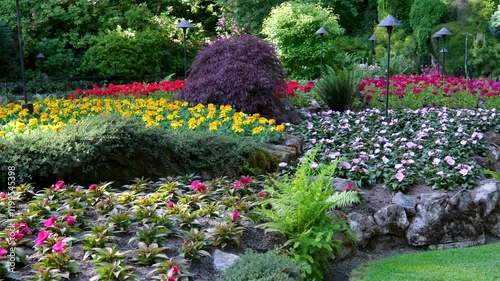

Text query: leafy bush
(177, 35), (299, 124)
(224, 249), (306, 281)
(314, 67), (356, 112)
(470, 33), (500, 78)
(0, 21), (15, 79)
(0, 115), (261, 187)
(261, 1), (344, 80)
(409, 0), (447, 52)
(80, 28), (166, 78)
(258, 146), (361, 280)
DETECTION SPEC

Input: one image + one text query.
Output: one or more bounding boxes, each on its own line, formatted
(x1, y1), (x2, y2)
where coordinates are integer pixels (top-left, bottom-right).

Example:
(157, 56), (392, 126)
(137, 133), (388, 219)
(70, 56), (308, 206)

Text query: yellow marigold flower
(19, 108), (29, 118)
(197, 116), (205, 126)
(155, 114), (164, 122)
(268, 119), (276, 125)
(231, 124), (244, 133)
(17, 122), (26, 131)
(28, 118), (38, 126)
(171, 120), (184, 129)
(258, 117), (268, 124)
(209, 120), (221, 131)
(69, 118), (76, 123)
(276, 124), (286, 132)
(188, 118), (197, 130)
(252, 126), (264, 135)
(40, 113), (49, 122)
(54, 125), (63, 132)
(0, 131), (4, 137)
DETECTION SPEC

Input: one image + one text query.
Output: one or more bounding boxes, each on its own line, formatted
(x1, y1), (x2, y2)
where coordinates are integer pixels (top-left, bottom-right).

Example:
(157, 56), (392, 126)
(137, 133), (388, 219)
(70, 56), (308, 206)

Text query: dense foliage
(489, 5), (500, 36)
(314, 67), (356, 112)
(177, 35), (299, 123)
(409, 0), (447, 52)
(262, 2), (344, 80)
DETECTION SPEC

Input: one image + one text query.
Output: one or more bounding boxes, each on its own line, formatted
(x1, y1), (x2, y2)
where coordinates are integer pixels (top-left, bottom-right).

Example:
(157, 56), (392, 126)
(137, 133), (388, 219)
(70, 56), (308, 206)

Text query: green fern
(258, 145), (360, 280)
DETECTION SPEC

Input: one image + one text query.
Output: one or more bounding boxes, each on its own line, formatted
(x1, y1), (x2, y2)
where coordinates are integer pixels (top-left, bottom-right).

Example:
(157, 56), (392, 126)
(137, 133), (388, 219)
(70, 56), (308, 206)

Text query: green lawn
(350, 243), (500, 281)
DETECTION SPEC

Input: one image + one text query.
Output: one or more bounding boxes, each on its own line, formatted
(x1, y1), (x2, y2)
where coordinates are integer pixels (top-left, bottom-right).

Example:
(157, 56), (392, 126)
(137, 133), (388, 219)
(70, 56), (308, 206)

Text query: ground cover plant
(349, 242), (500, 281)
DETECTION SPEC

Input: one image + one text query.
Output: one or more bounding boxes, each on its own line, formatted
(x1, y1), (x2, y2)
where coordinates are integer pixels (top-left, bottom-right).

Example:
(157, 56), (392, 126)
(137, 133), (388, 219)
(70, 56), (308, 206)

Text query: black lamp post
(15, 0), (32, 113)
(368, 35), (376, 65)
(436, 27), (452, 81)
(377, 14), (401, 123)
(176, 19), (192, 79)
(316, 27), (328, 76)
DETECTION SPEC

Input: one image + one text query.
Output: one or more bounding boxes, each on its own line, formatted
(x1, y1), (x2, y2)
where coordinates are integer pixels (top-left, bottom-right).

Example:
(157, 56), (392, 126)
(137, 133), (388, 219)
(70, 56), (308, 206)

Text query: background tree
(489, 5), (500, 37)
(261, 2), (344, 80)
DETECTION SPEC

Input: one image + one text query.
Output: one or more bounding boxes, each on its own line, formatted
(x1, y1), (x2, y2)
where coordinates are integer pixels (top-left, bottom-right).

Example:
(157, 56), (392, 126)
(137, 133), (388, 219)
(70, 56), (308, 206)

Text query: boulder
(347, 212), (380, 247)
(473, 179), (500, 236)
(213, 249), (240, 271)
(374, 204), (409, 236)
(406, 191), (484, 248)
(392, 192), (417, 216)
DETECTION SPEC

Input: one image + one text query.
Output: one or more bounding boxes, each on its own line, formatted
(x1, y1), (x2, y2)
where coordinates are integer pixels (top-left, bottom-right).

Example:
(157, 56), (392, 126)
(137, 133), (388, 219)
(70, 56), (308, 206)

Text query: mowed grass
(349, 243), (500, 281)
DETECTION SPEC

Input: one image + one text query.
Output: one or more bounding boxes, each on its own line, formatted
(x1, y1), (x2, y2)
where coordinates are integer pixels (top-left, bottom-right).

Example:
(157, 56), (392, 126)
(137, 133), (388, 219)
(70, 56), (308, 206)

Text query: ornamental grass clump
(177, 35), (300, 124)
(314, 67), (356, 112)
(258, 146), (361, 280)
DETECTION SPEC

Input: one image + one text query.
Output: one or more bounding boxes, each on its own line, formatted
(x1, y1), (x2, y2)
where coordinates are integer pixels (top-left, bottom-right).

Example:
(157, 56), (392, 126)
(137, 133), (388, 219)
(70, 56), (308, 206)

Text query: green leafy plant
(180, 229), (211, 260)
(314, 67), (356, 112)
(224, 249), (306, 281)
(129, 223), (170, 247)
(207, 221), (245, 248)
(90, 261), (140, 281)
(134, 242), (169, 265)
(257, 146), (361, 280)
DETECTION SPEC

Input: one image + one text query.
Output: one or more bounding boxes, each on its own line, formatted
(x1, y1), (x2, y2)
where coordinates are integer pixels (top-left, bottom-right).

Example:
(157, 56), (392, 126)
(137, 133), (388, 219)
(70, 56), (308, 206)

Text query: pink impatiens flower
(52, 241), (67, 254)
(88, 184), (97, 191)
(34, 230), (50, 246)
(231, 209), (241, 221)
(10, 231), (23, 241)
(233, 181), (242, 189)
(14, 222), (32, 235)
(190, 180), (207, 193)
(167, 201), (175, 208)
(0, 192), (6, 198)
(395, 171), (405, 182)
(53, 180), (65, 191)
(44, 216), (56, 228)
(65, 216), (75, 225)
(345, 182), (353, 191)
(258, 191), (266, 198)
(0, 247), (7, 256)
(239, 176), (252, 185)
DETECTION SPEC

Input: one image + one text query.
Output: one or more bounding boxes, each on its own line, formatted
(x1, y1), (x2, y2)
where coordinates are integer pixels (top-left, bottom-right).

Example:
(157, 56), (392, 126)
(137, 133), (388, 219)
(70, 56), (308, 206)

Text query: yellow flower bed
(0, 96), (286, 142)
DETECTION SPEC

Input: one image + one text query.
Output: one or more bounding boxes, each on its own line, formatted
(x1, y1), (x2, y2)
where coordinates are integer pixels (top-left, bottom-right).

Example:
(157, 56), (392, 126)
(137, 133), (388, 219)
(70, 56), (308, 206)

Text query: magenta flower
(88, 184), (97, 191)
(231, 209), (241, 221)
(65, 216), (75, 225)
(0, 247), (7, 256)
(239, 177), (252, 185)
(233, 181), (242, 189)
(53, 180), (65, 191)
(167, 201), (175, 208)
(34, 230), (50, 246)
(14, 222), (32, 235)
(44, 216), (56, 228)
(190, 180), (207, 193)
(0, 192), (6, 198)
(169, 265), (179, 276)
(345, 182), (353, 191)
(258, 191), (266, 198)
(52, 241), (67, 254)
(10, 231), (23, 241)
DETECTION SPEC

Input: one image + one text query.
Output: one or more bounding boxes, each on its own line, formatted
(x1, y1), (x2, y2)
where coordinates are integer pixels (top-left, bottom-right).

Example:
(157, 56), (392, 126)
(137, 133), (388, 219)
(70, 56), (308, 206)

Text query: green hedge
(0, 115), (264, 188)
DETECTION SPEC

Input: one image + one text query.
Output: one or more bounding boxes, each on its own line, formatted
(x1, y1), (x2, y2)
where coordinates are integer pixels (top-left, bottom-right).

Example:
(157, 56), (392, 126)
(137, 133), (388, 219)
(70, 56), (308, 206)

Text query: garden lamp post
(377, 14), (401, 123)
(176, 19), (192, 79)
(432, 31), (442, 76)
(368, 35), (376, 65)
(15, 0), (32, 114)
(436, 27), (452, 81)
(316, 27), (328, 76)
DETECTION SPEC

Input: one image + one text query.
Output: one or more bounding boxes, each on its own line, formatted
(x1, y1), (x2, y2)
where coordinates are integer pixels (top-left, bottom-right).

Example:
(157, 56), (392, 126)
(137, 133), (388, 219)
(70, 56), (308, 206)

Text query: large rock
(374, 204), (409, 236)
(213, 249), (240, 271)
(406, 192), (484, 248)
(347, 212), (380, 247)
(473, 179), (500, 236)
(392, 192), (416, 216)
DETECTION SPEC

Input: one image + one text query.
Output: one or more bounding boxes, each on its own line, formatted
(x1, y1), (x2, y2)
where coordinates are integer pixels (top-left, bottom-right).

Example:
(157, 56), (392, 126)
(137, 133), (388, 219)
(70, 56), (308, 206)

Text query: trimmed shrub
(80, 28), (166, 78)
(0, 115), (263, 188)
(176, 35), (299, 124)
(489, 5), (500, 37)
(314, 67), (356, 112)
(223, 250), (306, 281)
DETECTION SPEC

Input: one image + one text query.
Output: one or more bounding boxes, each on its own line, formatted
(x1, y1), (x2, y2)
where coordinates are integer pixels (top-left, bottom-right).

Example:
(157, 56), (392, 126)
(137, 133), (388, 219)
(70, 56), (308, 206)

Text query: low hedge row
(0, 115), (265, 188)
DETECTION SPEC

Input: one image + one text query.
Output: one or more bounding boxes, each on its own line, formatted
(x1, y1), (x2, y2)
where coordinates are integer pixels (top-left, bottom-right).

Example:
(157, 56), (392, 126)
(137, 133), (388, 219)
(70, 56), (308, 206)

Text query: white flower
(459, 169), (468, 176)
(310, 162), (318, 169)
(432, 158), (441, 166)
(278, 162), (288, 168)
(382, 156), (389, 164)
(395, 171), (405, 182)
(395, 164), (403, 169)
(444, 156), (455, 166)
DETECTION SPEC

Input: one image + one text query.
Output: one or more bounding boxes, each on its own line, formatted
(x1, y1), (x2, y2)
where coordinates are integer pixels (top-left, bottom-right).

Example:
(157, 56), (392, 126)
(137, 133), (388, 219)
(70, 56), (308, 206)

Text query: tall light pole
(377, 15), (401, 123)
(435, 27), (452, 81)
(15, 0), (32, 113)
(368, 35), (377, 65)
(176, 19), (192, 80)
(316, 27), (328, 77)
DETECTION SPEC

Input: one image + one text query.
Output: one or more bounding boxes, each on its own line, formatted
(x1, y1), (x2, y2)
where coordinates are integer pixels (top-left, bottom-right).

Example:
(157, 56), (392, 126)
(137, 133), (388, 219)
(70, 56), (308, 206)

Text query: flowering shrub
(67, 80), (185, 99)
(291, 107), (498, 191)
